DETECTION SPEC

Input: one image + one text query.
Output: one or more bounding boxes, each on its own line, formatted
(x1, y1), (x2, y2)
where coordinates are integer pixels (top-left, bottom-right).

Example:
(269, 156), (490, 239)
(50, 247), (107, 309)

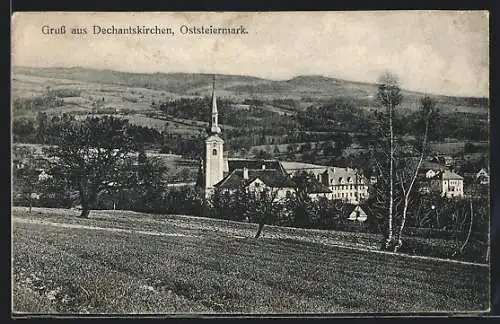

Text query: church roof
(226, 158), (283, 174)
(215, 169), (295, 190)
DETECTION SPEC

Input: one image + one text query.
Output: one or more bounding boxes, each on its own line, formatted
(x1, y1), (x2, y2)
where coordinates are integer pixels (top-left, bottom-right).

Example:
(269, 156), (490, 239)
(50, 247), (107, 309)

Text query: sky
(11, 11), (489, 97)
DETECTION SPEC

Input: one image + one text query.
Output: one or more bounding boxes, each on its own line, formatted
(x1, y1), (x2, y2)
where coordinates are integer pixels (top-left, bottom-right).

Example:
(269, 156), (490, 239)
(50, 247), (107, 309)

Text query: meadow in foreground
(12, 207), (489, 314)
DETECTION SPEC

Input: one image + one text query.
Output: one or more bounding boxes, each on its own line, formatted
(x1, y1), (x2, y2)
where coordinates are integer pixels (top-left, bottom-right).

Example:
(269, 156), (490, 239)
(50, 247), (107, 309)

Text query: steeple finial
(210, 74), (221, 134)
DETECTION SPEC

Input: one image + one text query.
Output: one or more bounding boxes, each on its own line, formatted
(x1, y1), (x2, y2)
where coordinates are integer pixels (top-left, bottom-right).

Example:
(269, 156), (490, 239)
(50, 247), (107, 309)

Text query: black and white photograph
(11, 11), (490, 315)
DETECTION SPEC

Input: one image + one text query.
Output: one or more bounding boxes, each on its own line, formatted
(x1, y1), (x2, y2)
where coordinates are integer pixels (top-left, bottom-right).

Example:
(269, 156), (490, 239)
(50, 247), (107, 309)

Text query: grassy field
(12, 207), (489, 314)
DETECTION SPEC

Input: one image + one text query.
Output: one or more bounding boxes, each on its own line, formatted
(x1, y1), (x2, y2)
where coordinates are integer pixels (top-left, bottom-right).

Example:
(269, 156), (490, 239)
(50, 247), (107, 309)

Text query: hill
(12, 66), (488, 113)
(11, 66), (489, 160)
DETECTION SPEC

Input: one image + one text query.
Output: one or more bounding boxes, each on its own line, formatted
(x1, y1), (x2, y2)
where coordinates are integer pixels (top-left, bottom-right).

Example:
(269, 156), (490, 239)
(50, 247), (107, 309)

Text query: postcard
(11, 11), (490, 316)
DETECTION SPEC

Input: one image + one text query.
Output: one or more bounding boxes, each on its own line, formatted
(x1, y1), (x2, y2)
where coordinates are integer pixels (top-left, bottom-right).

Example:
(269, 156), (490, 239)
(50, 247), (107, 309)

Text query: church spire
(210, 74), (221, 134)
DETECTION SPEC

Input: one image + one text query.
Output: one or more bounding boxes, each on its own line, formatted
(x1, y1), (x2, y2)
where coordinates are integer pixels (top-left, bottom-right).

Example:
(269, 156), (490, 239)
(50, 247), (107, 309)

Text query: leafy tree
(13, 166), (40, 212)
(286, 172), (319, 228)
(334, 133), (352, 156)
(250, 189), (282, 238)
(127, 150), (168, 213)
(12, 118), (36, 143)
(44, 116), (135, 218)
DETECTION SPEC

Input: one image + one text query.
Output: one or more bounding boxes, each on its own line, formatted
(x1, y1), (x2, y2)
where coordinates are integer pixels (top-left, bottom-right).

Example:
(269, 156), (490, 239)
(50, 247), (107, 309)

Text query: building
(473, 168), (489, 185)
(427, 170), (464, 198)
(433, 154), (454, 167)
(345, 204), (368, 222)
(200, 76), (225, 198)
(463, 168), (489, 198)
(197, 77), (367, 204)
(279, 162), (369, 204)
(425, 169), (437, 179)
(214, 166), (296, 201)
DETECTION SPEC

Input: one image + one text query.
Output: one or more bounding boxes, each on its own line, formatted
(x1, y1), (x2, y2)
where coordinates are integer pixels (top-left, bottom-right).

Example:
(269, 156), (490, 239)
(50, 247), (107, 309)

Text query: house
(463, 168), (489, 198)
(428, 170), (464, 198)
(37, 170), (53, 181)
(475, 168), (489, 185)
(464, 168), (489, 185)
(345, 204), (368, 222)
(280, 162), (369, 204)
(327, 167), (369, 204)
(214, 167), (296, 201)
(425, 169), (437, 179)
(433, 154), (454, 167)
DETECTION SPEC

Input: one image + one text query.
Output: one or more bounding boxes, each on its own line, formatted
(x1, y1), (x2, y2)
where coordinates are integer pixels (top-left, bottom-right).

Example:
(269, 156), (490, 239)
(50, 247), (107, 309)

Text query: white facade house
(428, 170), (464, 198)
(425, 169), (437, 179)
(280, 162), (369, 204)
(476, 168), (489, 185)
(346, 205), (368, 222)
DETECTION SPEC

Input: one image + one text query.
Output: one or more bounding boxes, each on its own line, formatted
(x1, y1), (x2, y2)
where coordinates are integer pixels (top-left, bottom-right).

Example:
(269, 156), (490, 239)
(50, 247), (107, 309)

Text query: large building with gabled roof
(196, 77), (368, 204)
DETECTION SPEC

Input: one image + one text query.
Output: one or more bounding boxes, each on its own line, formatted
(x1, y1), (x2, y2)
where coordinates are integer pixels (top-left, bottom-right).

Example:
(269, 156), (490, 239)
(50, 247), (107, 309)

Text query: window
(212, 149), (217, 156)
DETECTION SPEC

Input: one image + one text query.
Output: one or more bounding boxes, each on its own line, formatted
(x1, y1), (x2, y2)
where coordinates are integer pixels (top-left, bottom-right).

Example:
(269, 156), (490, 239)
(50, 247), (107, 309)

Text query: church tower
(204, 75), (224, 196)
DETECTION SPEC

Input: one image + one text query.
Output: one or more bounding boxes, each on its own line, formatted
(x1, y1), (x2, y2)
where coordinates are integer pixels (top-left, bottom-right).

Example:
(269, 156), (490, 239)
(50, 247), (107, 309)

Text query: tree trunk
(394, 198), (409, 252)
(77, 181), (97, 219)
(386, 104), (394, 249)
(28, 193), (32, 213)
(486, 244), (490, 263)
(79, 208), (91, 218)
(457, 199), (474, 255)
(255, 222), (265, 238)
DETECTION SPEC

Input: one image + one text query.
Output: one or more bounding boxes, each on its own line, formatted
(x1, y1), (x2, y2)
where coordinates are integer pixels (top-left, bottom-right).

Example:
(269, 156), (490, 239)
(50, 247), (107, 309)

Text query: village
(11, 11), (491, 315)
(12, 78), (490, 226)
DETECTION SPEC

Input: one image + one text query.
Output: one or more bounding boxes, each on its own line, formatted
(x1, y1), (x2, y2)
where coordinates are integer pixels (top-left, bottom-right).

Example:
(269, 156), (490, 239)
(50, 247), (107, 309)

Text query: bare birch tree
(393, 96), (437, 252)
(376, 72), (402, 249)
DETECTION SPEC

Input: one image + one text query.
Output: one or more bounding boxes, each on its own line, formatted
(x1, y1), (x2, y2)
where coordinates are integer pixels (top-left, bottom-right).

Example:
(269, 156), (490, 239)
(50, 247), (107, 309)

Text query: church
(196, 77), (369, 205)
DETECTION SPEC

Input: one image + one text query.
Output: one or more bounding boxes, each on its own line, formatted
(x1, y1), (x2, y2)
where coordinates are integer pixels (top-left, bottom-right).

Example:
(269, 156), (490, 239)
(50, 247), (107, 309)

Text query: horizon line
(12, 65), (489, 99)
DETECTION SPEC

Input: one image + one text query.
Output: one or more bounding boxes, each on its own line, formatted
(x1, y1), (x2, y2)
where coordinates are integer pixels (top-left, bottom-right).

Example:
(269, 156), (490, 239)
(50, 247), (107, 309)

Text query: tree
(287, 172), (319, 228)
(251, 189), (281, 238)
(12, 118), (36, 143)
(375, 71), (403, 249)
(13, 166), (40, 213)
(392, 96), (438, 252)
(45, 116), (135, 218)
(127, 150), (168, 213)
(334, 133), (352, 156)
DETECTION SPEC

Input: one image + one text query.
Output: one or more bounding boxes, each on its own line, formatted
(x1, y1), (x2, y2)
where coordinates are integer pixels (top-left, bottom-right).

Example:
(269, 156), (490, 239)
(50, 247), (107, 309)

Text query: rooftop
(438, 170), (464, 180)
(280, 161), (329, 170)
(215, 169), (295, 190)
